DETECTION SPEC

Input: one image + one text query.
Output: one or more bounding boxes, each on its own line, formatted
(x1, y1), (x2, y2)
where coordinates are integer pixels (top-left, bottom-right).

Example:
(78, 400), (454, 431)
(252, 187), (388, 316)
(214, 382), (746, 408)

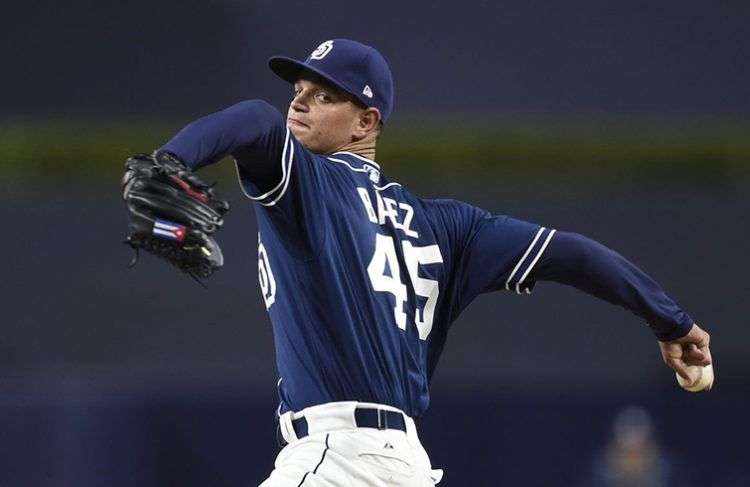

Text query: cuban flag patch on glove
(153, 219), (187, 242)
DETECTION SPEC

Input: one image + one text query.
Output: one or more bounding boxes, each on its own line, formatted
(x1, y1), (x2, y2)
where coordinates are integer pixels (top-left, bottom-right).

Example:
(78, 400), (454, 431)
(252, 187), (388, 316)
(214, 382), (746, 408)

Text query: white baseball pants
(259, 402), (443, 487)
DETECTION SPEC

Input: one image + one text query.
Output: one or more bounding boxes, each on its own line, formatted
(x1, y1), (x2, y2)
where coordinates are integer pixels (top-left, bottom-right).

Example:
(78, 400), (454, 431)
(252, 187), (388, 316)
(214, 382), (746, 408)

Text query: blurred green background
(2, 116), (748, 184)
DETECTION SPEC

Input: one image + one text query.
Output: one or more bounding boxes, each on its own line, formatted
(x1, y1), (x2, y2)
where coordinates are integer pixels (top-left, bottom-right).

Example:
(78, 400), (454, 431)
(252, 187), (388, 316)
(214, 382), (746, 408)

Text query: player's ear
(353, 108), (381, 140)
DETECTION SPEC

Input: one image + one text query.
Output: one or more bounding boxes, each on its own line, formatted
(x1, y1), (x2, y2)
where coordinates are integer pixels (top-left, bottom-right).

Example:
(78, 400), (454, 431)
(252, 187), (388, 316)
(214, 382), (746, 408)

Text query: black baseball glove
(122, 152), (230, 282)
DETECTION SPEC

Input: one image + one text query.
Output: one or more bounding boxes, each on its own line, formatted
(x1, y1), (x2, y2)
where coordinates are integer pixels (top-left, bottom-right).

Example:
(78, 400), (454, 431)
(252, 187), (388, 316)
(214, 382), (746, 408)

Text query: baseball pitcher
(122, 39), (714, 486)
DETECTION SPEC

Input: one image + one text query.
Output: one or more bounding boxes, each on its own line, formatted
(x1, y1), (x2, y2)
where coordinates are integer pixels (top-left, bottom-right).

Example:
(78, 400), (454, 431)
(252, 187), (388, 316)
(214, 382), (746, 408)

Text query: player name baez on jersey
(356, 186), (418, 239)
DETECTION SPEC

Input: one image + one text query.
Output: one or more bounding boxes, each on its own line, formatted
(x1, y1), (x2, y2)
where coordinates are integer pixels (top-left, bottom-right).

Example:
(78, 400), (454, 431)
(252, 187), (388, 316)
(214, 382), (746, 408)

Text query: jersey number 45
(367, 233), (443, 341)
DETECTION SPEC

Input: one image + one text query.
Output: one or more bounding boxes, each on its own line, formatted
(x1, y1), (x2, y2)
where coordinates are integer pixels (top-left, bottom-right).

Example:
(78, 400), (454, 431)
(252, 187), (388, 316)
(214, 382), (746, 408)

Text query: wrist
(153, 150), (186, 168)
(655, 314), (694, 342)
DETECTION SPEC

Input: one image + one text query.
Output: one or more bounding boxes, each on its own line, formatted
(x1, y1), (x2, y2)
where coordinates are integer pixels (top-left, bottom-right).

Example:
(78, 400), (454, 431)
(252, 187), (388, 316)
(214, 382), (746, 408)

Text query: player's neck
(334, 141), (377, 162)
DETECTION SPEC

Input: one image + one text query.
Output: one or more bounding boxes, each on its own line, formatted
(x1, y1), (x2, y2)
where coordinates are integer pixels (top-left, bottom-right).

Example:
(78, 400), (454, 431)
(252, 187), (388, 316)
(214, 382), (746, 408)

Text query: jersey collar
(330, 151), (380, 170)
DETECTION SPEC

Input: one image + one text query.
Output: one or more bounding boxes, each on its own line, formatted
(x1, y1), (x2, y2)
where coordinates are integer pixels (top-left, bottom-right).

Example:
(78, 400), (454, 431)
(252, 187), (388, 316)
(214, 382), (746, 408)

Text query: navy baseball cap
(268, 39), (394, 123)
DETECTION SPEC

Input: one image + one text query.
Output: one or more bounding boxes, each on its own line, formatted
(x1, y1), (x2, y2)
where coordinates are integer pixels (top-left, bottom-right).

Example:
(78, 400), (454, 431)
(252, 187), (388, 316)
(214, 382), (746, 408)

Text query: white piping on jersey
(331, 151), (380, 169)
(234, 159), (256, 200)
(326, 156), (370, 173)
(238, 127), (291, 201)
(373, 182), (402, 191)
(505, 227), (546, 292)
(261, 139), (295, 206)
(276, 378), (283, 418)
(234, 127), (295, 206)
(326, 157), (401, 191)
(516, 229), (556, 294)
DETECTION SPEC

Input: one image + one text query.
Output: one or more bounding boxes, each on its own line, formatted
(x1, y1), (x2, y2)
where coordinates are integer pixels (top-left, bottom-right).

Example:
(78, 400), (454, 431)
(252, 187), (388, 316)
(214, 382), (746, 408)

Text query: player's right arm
(532, 231), (712, 384)
(440, 200), (712, 388)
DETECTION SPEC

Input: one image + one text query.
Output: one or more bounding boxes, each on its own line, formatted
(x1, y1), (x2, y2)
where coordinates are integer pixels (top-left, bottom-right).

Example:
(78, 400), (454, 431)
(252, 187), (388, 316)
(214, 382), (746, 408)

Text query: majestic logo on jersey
(363, 164), (380, 184)
(258, 233), (277, 309)
(362, 85), (373, 98)
(309, 40), (334, 60)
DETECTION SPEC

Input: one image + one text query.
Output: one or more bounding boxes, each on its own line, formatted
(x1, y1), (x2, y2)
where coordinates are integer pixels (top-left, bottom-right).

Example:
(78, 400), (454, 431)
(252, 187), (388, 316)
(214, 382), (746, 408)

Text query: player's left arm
(154, 100), (329, 254)
(530, 231), (712, 388)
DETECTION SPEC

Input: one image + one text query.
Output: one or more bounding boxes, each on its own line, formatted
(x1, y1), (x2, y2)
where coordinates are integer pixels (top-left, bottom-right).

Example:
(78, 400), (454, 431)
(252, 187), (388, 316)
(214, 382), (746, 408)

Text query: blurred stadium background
(2, 1), (748, 485)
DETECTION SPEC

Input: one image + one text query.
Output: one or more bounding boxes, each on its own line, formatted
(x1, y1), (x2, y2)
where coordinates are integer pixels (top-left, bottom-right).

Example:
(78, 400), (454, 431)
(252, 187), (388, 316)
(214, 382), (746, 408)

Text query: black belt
(277, 407), (407, 447)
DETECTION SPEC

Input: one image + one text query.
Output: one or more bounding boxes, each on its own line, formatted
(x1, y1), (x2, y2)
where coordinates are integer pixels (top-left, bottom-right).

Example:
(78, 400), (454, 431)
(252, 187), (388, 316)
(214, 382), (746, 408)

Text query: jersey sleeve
(158, 100), (283, 182)
(461, 214), (555, 296)
(532, 231), (694, 340)
(440, 200), (556, 316)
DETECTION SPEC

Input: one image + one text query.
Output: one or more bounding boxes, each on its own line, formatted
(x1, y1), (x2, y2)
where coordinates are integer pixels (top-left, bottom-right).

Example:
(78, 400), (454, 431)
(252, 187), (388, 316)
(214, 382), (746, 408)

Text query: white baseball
(676, 363), (714, 392)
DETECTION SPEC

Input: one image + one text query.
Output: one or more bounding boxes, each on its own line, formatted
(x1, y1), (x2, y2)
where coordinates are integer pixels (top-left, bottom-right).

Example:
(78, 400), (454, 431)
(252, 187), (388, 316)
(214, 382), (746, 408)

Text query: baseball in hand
(676, 363), (714, 392)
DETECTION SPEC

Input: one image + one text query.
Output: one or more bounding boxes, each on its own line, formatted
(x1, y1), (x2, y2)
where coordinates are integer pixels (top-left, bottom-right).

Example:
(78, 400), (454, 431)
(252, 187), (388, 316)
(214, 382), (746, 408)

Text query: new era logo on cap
(363, 85), (373, 98)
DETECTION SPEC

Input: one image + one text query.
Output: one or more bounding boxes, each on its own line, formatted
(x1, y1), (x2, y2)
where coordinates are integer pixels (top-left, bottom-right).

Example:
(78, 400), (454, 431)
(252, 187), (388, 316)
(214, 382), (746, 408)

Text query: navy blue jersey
(243, 145), (556, 418)
(159, 99), (692, 418)
(242, 141), (555, 419)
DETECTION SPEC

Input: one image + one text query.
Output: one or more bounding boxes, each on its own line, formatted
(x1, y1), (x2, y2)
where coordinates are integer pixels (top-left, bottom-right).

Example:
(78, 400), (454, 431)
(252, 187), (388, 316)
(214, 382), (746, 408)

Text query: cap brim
(268, 56), (352, 99)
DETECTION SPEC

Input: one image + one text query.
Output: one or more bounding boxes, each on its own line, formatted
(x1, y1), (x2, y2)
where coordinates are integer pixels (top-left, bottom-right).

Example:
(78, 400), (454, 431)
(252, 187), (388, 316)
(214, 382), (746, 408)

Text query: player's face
(287, 75), (365, 154)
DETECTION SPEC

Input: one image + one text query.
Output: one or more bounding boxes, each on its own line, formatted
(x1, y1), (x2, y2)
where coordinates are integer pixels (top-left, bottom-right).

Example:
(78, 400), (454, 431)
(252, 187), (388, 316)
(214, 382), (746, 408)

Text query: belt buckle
(377, 409), (388, 430)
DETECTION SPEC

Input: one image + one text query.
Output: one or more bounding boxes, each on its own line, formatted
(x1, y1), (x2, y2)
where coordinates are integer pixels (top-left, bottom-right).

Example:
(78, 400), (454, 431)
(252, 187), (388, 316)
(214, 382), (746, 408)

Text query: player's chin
(288, 130), (314, 151)
(288, 123), (310, 141)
